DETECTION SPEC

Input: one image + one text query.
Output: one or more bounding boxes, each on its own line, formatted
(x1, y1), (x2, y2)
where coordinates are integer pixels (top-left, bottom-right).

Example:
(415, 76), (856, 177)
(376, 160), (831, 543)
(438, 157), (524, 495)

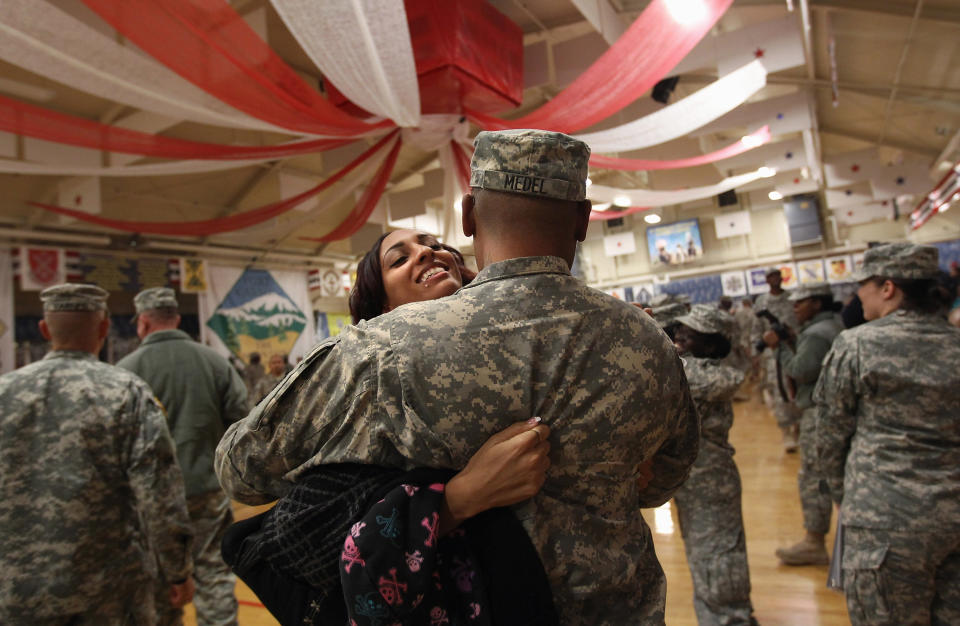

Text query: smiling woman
(349, 229), (467, 323)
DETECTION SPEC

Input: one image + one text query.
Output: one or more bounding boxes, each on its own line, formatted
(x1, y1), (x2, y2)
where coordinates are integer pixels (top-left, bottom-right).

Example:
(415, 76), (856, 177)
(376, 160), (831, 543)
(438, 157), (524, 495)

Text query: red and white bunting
(714, 210), (752, 239)
(825, 182), (878, 210)
(716, 16), (806, 76)
(824, 148), (883, 188)
(869, 160), (933, 199)
(694, 92), (813, 138)
(56, 177), (101, 216)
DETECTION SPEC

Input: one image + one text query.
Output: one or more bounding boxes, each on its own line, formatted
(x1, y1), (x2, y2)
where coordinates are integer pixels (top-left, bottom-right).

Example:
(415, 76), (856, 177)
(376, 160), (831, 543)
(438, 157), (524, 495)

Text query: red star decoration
(754, 48), (765, 58)
(793, 178), (800, 184)
(847, 211), (854, 217)
(851, 164), (860, 173)
(74, 195), (82, 205)
(881, 201), (888, 206)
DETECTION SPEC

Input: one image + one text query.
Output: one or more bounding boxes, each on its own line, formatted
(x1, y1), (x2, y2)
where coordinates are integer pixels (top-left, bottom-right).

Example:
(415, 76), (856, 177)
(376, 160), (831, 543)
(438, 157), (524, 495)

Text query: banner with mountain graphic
(199, 265), (315, 364)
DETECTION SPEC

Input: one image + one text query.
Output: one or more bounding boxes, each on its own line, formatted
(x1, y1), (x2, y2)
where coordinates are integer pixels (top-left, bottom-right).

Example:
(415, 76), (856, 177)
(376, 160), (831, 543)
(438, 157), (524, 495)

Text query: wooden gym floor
(186, 386), (849, 625)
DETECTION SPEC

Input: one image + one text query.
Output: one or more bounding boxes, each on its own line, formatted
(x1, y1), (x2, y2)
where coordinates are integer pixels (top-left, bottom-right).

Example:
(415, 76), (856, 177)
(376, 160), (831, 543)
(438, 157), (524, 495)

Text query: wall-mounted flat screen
(647, 219), (703, 267)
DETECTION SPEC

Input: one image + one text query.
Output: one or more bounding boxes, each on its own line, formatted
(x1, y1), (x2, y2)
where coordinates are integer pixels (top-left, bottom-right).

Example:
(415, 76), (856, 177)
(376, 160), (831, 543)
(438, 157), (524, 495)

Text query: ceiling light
(592, 202), (612, 212)
(644, 213), (662, 224)
(613, 195), (631, 208)
(768, 191), (783, 200)
(940, 202), (951, 213)
(740, 134), (763, 148)
(801, 167), (810, 179)
(586, 177), (593, 187)
(665, 0), (708, 25)
(757, 166), (777, 178)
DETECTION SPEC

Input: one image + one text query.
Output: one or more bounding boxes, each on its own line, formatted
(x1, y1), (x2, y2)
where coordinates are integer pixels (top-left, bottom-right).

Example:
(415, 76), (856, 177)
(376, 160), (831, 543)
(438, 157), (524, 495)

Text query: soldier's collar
(43, 350), (98, 361)
(465, 256), (570, 288)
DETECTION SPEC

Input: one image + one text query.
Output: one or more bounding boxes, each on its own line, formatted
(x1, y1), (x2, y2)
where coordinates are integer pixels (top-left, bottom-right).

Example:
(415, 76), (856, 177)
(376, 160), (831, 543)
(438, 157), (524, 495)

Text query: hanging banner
(826, 255), (854, 283)
(316, 312), (352, 340)
(778, 262), (799, 289)
(747, 268), (771, 295)
(714, 210), (752, 239)
(721, 270), (748, 297)
(179, 258), (209, 293)
(198, 265), (316, 364)
(603, 232), (637, 257)
(0, 247), (14, 374)
(18, 246), (65, 291)
(797, 259), (826, 284)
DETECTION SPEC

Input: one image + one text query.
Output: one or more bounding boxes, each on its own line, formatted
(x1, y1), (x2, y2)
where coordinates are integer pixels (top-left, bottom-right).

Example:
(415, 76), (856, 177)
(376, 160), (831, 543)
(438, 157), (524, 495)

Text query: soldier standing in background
(216, 129), (700, 625)
(250, 354), (286, 408)
(671, 305), (757, 625)
(815, 243), (960, 625)
(0, 284), (194, 625)
(243, 352), (264, 400)
(766, 283), (843, 566)
(119, 287), (247, 626)
(753, 268), (800, 451)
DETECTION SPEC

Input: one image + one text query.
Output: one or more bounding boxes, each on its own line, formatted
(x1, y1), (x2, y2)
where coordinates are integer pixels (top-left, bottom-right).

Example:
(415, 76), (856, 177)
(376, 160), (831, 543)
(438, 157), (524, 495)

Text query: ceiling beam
(570, 0), (626, 44)
(735, 0), (960, 24)
(819, 125), (940, 158)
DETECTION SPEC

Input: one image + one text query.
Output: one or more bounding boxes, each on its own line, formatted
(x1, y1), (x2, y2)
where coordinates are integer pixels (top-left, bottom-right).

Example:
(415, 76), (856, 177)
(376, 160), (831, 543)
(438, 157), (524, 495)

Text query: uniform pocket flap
(842, 544), (888, 570)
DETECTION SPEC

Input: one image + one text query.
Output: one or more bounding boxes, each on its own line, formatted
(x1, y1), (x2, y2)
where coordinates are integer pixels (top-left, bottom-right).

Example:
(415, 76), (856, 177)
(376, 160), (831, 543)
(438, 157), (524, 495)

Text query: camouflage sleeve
(638, 362), (701, 508)
(125, 382), (194, 583)
(783, 333), (833, 384)
(684, 360), (746, 403)
(216, 336), (397, 504)
(812, 333), (860, 504)
(219, 360), (249, 425)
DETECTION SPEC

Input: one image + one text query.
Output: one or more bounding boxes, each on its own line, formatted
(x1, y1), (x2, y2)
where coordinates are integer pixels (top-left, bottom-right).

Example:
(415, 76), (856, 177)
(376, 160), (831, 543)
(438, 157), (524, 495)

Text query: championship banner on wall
(721, 270), (748, 297)
(16, 246), (65, 291)
(797, 259), (826, 284)
(316, 312), (352, 340)
(826, 255), (854, 283)
(198, 266), (316, 363)
(179, 258), (208, 293)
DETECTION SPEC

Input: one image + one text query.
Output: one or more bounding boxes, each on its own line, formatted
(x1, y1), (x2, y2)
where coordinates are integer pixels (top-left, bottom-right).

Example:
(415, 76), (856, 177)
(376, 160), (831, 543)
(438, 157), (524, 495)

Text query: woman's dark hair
(871, 276), (952, 314)
(348, 234), (470, 324)
(689, 330), (732, 360)
(349, 233), (391, 324)
(810, 294), (842, 313)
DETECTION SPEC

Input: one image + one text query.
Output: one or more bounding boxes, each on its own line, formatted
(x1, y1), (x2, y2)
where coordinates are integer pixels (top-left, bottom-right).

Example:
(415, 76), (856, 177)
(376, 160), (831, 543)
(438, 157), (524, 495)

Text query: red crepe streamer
(589, 206), (651, 221)
(467, 0), (733, 134)
(28, 131), (400, 236)
(451, 141), (472, 192)
(303, 137), (403, 242)
(80, 0), (391, 136)
(589, 126), (771, 171)
(0, 94), (367, 160)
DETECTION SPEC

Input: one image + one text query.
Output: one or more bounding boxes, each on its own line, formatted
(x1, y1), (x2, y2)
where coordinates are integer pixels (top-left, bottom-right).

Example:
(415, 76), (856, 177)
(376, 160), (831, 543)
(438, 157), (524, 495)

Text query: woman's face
(674, 324), (696, 355)
(379, 230), (462, 313)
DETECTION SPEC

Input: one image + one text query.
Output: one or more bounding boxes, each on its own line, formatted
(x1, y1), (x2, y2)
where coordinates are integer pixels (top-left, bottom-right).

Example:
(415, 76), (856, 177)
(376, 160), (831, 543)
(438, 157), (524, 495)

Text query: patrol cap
(133, 287), (178, 318)
(651, 302), (688, 328)
(649, 292), (690, 307)
(470, 129), (590, 202)
(40, 283), (108, 312)
(788, 282), (834, 301)
(674, 304), (734, 338)
(851, 242), (940, 281)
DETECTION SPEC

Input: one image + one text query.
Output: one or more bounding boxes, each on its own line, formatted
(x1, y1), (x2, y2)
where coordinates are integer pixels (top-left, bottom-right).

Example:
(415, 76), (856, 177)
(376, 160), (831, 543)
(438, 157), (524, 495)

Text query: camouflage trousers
(842, 525), (960, 625)
(157, 490), (238, 626)
(761, 351), (799, 430)
(674, 438), (756, 626)
(797, 408), (832, 534)
(13, 584), (155, 626)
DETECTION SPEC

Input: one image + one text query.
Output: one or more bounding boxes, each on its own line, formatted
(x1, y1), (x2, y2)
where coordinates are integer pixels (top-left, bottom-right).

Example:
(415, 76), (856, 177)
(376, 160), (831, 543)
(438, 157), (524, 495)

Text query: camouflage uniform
(250, 372), (283, 408)
(217, 130), (700, 625)
(754, 286), (800, 432)
(0, 284), (193, 625)
(672, 306), (756, 625)
(814, 243), (960, 625)
(780, 284), (843, 537)
(119, 287), (247, 626)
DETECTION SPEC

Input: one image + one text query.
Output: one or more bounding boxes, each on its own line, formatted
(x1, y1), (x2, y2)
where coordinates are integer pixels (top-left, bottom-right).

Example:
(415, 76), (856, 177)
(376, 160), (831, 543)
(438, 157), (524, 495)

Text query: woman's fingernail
(527, 416), (542, 425)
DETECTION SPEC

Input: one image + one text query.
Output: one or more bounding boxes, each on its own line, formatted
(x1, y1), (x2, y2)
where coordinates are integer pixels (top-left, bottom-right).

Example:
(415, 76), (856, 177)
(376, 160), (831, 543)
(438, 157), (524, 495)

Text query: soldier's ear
(38, 319), (51, 341)
(461, 193), (476, 238)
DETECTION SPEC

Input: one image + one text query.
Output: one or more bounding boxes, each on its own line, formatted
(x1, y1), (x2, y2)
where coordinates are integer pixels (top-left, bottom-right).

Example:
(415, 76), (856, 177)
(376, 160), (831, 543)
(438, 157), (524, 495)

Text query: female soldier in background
(666, 304), (758, 626)
(814, 242), (960, 625)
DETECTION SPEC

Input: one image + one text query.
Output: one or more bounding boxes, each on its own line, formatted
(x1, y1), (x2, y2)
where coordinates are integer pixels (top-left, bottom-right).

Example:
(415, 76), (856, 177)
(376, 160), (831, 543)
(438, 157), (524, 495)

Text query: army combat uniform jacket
(0, 351), (193, 623)
(814, 310), (960, 530)
(779, 310), (843, 410)
(119, 329), (248, 498)
(218, 256), (700, 625)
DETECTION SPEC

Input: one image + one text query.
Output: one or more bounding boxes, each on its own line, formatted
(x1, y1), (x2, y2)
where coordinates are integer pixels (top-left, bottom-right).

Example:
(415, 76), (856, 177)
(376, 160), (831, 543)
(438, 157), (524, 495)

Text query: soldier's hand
(636, 458), (655, 491)
(762, 329), (780, 348)
(441, 418), (550, 532)
(169, 577), (195, 608)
